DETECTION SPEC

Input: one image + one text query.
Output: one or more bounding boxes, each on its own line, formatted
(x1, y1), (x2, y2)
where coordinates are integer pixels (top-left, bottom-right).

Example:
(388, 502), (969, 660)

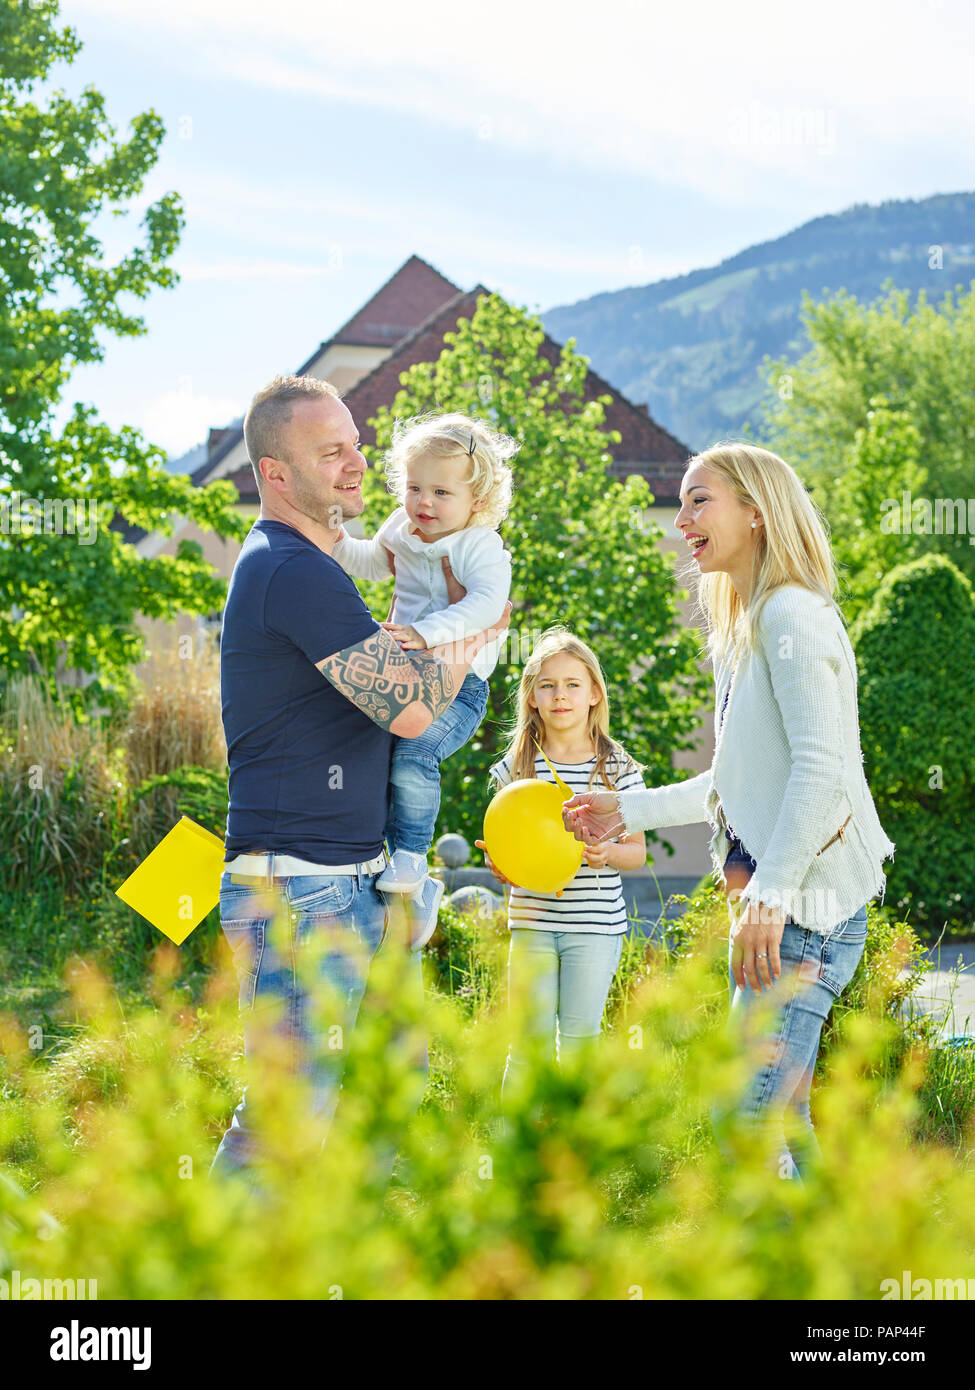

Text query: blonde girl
(475, 627), (647, 1098)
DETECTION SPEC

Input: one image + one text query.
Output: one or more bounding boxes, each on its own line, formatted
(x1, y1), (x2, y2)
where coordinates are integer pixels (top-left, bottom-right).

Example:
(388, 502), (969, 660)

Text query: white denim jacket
(616, 584), (896, 934)
(331, 507), (511, 680)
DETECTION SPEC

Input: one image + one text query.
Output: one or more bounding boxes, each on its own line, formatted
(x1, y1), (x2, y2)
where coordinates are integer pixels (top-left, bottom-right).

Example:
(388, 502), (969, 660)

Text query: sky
(51, 0), (975, 458)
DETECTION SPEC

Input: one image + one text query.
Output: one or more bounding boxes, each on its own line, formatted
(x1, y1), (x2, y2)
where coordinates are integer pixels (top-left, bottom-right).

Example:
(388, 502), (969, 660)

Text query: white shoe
(407, 876), (445, 952)
(376, 848), (428, 893)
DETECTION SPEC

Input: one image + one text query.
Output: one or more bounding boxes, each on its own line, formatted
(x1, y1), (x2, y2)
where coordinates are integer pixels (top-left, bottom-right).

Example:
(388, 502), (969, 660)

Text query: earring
(751, 521), (757, 528)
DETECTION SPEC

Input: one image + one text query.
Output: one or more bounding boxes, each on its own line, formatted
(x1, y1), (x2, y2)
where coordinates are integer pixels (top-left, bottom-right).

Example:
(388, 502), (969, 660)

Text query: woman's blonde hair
(382, 411), (518, 530)
(687, 442), (839, 664)
(492, 626), (645, 791)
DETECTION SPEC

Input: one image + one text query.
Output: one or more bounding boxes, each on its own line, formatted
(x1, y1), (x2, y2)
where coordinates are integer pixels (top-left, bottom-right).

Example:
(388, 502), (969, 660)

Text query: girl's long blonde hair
(492, 627), (645, 791)
(688, 442), (839, 665)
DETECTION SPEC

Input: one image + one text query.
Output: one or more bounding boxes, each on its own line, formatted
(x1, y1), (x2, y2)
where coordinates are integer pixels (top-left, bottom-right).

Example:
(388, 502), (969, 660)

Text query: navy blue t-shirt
(220, 519), (393, 864)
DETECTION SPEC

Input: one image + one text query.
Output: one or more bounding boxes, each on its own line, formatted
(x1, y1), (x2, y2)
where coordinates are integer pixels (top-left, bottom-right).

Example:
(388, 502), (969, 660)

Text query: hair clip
(468, 432), (475, 456)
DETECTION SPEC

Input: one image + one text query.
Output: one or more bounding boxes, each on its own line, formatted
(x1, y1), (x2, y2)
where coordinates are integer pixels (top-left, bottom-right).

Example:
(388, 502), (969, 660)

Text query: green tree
(851, 553), (975, 935)
(355, 292), (709, 859)
(0, 0), (247, 711)
(826, 397), (929, 625)
(762, 280), (975, 590)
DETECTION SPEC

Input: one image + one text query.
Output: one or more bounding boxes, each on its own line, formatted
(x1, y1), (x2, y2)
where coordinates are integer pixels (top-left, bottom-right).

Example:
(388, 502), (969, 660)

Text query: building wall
(305, 343), (391, 395)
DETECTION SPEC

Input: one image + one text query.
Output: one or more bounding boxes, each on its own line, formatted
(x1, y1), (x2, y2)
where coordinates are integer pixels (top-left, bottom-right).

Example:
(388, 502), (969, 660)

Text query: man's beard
(289, 470), (351, 529)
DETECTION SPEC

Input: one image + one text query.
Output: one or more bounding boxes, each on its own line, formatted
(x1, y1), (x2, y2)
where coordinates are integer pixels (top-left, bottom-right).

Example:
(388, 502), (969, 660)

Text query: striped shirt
(488, 753), (646, 934)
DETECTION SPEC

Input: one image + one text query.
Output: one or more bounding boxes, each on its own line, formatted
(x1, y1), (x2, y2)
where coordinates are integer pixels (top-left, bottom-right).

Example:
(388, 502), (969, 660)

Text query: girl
(474, 627), (648, 1098)
(562, 442), (895, 1178)
(332, 412), (517, 947)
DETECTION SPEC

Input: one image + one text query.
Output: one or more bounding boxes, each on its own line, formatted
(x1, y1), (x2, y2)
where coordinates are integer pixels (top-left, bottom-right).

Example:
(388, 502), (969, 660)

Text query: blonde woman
(562, 443), (895, 1178)
(475, 628), (647, 1100)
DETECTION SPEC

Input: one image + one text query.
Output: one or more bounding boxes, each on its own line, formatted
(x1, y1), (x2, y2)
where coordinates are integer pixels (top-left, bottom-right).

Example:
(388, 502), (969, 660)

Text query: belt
(223, 849), (388, 884)
(718, 811), (852, 864)
(815, 813), (851, 857)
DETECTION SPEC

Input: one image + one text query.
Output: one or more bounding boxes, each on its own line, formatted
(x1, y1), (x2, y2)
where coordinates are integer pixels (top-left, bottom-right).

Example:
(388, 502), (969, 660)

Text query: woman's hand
(730, 900), (786, 993)
(561, 791), (625, 846)
(474, 839), (515, 887)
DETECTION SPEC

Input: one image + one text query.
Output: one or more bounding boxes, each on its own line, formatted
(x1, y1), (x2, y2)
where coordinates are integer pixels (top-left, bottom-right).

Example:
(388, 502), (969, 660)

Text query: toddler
(332, 412), (517, 939)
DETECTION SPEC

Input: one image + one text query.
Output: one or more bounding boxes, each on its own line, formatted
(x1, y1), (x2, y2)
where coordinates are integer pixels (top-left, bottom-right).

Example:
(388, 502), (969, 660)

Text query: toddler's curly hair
(382, 412), (518, 530)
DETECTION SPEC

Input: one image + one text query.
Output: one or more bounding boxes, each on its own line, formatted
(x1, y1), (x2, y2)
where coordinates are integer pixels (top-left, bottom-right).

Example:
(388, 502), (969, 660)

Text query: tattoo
(317, 629), (456, 730)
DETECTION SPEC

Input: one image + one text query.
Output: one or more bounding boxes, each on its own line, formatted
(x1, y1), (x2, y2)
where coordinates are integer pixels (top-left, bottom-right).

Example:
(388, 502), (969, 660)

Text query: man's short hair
(243, 375), (342, 491)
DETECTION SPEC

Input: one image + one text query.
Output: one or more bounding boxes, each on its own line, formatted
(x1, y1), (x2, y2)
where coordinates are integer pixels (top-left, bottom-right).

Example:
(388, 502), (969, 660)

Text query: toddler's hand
(381, 622), (428, 650)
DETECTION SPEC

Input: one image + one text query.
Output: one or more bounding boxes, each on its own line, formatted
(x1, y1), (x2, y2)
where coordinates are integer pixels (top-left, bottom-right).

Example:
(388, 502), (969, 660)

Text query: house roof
(114, 254), (689, 547)
(326, 253), (461, 348)
(340, 286), (689, 496)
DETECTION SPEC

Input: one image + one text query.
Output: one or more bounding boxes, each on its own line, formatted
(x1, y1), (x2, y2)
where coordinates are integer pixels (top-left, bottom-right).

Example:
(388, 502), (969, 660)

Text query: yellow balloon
(483, 778), (584, 894)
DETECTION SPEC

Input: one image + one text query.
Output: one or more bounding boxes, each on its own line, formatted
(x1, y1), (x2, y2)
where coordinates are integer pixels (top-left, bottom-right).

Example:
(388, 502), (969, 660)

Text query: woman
(562, 443), (895, 1179)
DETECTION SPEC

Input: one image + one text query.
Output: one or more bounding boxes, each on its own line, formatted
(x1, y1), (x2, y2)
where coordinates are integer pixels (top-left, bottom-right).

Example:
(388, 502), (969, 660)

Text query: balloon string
(532, 736), (604, 894)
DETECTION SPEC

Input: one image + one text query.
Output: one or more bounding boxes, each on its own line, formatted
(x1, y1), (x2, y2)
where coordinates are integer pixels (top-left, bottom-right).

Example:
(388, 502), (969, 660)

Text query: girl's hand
(582, 842), (611, 869)
(474, 840), (515, 887)
(561, 791), (625, 846)
(381, 622), (428, 650)
(730, 900), (786, 993)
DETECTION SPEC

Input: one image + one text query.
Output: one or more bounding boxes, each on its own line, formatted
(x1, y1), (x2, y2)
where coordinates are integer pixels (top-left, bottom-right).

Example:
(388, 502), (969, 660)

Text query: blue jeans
(713, 905), (869, 1180)
(383, 671), (488, 856)
(209, 869), (427, 1191)
(501, 929), (624, 1100)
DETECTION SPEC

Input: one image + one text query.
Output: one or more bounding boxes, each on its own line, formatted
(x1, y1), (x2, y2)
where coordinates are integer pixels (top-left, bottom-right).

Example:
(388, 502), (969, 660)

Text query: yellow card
(115, 816), (226, 945)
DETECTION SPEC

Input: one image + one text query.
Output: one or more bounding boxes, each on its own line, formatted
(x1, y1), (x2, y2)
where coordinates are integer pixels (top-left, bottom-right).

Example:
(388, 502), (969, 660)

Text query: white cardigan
(616, 585), (895, 934)
(331, 507), (511, 680)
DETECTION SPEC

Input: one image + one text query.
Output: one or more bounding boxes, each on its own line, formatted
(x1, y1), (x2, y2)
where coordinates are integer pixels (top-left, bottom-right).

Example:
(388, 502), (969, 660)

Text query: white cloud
(143, 384), (244, 455)
(63, 0), (975, 206)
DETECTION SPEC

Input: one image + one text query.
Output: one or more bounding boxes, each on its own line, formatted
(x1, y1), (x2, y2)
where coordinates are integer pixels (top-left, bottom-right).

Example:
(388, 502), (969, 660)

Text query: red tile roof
(327, 254), (462, 348)
(341, 287), (689, 499)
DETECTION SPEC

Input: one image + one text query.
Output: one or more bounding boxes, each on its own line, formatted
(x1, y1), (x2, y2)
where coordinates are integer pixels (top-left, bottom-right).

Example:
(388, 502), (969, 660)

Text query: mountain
(542, 191), (975, 452)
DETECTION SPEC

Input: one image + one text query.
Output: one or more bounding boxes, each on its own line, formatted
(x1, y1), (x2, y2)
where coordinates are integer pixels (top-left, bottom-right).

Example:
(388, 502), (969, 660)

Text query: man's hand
(381, 551), (467, 626)
(730, 900), (786, 993)
(441, 556), (466, 605)
(381, 622), (428, 650)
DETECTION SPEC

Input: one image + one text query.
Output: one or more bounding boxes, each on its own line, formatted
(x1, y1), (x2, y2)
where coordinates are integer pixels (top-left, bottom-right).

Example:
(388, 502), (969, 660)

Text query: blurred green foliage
(0, 886), (972, 1300)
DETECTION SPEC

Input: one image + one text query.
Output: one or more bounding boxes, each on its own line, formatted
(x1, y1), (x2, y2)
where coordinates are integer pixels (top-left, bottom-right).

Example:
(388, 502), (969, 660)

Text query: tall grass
(122, 640), (225, 788)
(0, 676), (123, 892)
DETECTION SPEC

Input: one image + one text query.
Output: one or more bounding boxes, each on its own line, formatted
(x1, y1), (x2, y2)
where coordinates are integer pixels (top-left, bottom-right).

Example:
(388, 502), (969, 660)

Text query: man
(209, 374), (510, 1188)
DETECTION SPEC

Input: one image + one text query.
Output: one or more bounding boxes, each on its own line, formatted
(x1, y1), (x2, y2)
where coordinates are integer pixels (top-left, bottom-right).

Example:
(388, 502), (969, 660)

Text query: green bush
(851, 554), (975, 936)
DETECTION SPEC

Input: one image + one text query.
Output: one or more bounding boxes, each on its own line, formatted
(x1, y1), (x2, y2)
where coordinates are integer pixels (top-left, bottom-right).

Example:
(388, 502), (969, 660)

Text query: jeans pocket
(220, 921), (265, 1011)
(288, 875), (356, 918)
(818, 909), (868, 997)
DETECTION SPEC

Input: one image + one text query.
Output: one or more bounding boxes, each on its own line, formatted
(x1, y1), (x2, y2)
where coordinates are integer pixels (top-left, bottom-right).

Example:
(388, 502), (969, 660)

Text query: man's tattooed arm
(316, 627), (457, 736)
